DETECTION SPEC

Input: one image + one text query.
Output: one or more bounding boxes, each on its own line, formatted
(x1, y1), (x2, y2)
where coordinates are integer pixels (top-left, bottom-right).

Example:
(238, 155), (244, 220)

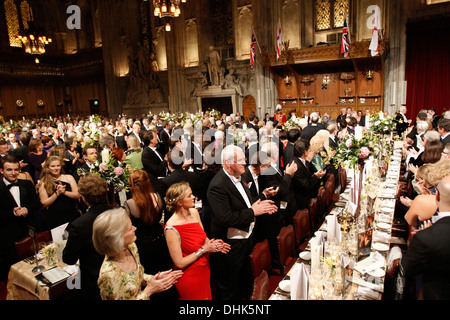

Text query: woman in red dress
(164, 182), (230, 300)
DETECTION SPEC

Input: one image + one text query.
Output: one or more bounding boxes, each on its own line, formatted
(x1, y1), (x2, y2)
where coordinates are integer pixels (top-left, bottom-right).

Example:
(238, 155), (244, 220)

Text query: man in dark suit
(257, 150), (297, 264)
(142, 130), (168, 192)
(128, 121), (145, 148)
(402, 175), (450, 299)
(207, 145), (278, 300)
(159, 120), (172, 157)
(438, 118), (450, 147)
(300, 113), (324, 141)
(395, 106), (411, 135)
(247, 113), (259, 135)
(74, 145), (98, 182)
(244, 128), (259, 165)
(0, 155), (40, 280)
(186, 127), (204, 173)
(159, 148), (199, 222)
(283, 127), (301, 165)
(291, 140), (326, 211)
(63, 173), (110, 300)
(359, 108), (371, 128)
(9, 132), (32, 178)
(327, 122), (339, 151)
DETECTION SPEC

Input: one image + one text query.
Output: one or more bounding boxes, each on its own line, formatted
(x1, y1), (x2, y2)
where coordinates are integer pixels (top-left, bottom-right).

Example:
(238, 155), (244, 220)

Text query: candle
(101, 148), (110, 164)
(355, 125), (363, 141)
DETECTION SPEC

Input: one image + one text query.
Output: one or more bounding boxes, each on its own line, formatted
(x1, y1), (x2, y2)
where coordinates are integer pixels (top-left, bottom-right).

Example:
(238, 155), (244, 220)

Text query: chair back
(339, 167), (347, 192)
(276, 225), (296, 276)
(249, 239), (272, 279)
(309, 197), (319, 230)
(250, 270), (271, 300)
(317, 187), (328, 216)
(293, 209), (311, 249)
(14, 231), (51, 261)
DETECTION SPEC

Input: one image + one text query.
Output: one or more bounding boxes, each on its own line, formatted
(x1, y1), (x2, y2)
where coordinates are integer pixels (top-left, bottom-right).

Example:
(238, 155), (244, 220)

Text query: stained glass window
(4, 0), (34, 47)
(4, 0), (21, 47)
(315, 0), (350, 31)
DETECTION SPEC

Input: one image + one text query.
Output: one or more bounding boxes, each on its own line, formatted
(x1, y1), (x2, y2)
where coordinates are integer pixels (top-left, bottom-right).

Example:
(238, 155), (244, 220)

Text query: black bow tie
(7, 181), (19, 189)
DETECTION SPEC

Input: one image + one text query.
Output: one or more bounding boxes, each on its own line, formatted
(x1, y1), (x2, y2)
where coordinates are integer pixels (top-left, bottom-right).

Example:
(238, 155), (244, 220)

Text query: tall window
(315, 0), (350, 31)
(4, 0), (34, 47)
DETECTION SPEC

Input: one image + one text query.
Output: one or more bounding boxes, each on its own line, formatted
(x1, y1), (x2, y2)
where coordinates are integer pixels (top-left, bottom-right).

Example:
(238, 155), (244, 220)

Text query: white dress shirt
(4, 178), (20, 207)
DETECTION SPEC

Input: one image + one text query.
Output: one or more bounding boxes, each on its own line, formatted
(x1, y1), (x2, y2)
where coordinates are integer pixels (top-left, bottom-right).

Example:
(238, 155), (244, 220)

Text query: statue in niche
(207, 46), (222, 86)
(191, 71), (208, 97)
(124, 38), (164, 106)
(222, 67), (244, 97)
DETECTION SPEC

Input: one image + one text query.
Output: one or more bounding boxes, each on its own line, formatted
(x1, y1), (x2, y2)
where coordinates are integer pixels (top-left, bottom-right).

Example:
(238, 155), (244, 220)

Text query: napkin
(373, 230), (390, 244)
(290, 263), (309, 300)
(309, 236), (324, 272)
(377, 213), (391, 223)
(51, 223), (69, 243)
(326, 214), (342, 244)
(354, 252), (385, 274)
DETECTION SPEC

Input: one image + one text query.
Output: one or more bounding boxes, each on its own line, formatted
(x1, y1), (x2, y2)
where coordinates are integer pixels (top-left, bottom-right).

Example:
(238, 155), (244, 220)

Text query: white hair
(416, 121), (429, 133)
(221, 145), (243, 164)
(299, 118), (308, 129)
(261, 142), (279, 159)
(245, 128), (258, 142)
(424, 130), (441, 142)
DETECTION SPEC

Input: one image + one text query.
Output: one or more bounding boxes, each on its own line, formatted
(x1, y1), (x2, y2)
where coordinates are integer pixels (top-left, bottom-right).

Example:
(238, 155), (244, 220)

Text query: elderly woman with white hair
(93, 207), (183, 300)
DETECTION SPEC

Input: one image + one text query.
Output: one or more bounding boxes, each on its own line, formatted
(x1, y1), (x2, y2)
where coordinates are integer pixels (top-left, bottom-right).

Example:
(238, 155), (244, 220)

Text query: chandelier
(16, 32), (52, 54)
(152, 0), (187, 31)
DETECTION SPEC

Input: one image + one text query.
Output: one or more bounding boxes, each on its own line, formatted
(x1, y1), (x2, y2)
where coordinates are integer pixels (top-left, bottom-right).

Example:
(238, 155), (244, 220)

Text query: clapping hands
(204, 238), (231, 254)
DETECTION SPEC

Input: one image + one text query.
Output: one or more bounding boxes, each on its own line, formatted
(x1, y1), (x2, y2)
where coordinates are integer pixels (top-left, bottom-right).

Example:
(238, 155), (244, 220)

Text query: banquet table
(6, 244), (79, 300)
(270, 140), (404, 300)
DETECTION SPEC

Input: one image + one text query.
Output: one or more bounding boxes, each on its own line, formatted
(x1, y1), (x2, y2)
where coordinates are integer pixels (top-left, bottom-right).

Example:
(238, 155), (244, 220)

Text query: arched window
(3, 0), (34, 47)
(315, 0), (350, 31)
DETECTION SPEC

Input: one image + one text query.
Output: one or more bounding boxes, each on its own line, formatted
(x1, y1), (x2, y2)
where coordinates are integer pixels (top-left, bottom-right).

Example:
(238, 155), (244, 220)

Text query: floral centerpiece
(283, 116), (302, 131)
(159, 111), (176, 123)
(369, 112), (398, 134)
(331, 132), (378, 169)
(77, 158), (132, 193)
(41, 242), (58, 266)
(207, 108), (221, 120)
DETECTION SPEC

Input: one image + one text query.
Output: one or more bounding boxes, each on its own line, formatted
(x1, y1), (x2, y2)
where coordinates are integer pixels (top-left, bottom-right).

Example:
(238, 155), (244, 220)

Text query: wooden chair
(275, 225), (297, 276)
(249, 240), (283, 294)
(14, 231), (51, 261)
(339, 167), (348, 193)
(317, 187), (329, 219)
(250, 270), (271, 300)
(293, 209), (311, 252)
(309, 197), (320, 231)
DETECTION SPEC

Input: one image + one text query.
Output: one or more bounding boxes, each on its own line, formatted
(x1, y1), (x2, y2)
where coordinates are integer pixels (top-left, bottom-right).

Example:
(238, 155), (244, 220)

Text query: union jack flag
(341, 16), (350, 57)
(250, 28), (257, 68)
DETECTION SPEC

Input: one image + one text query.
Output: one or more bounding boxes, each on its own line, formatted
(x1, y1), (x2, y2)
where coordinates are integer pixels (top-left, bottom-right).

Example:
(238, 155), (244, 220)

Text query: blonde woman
(125, 134), (144, 170)
(164, 182), (230, 300)
(38, 156), (80, 229)
(93, 207), (182, 300)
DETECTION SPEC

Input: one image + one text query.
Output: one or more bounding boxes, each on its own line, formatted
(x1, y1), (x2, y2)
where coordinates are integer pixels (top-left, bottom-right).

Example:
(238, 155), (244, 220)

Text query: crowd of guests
(0, 104), (449, 300)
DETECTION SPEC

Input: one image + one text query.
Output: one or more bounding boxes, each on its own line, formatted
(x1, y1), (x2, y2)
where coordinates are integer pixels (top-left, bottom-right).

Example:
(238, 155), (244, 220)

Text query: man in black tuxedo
(300, 113), (325, 141)
(291, 139), (327, 211)
(74, 145), (98, 182)
(438, 118), (450, 147)
(395, 106), (411, 135)
(327, 122), (339, 151)
(257, 149), (297, 264)
(128, 121), (145, 148)
(247, 113), (259, 135)
(159, 148), (199, 222)
(402, 175), (450, 299)
(207, 145), (278, 300)
(159, 120), (172, 157)
(142, 130), (168, 192)
(359, 108), (371, 128)
(0, 155), (40, 280)
(244, 128), (259, 165)
(283, 127), (301, 165)
(9, 132), (32, 178)
(63, 173), (110, 300)
(187, 126), (204, 173)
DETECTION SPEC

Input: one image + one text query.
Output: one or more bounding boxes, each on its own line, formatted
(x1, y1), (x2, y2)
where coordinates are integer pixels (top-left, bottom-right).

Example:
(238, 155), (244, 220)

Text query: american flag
(250, 28), (257, 68)
(341, 16), (350, 57)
